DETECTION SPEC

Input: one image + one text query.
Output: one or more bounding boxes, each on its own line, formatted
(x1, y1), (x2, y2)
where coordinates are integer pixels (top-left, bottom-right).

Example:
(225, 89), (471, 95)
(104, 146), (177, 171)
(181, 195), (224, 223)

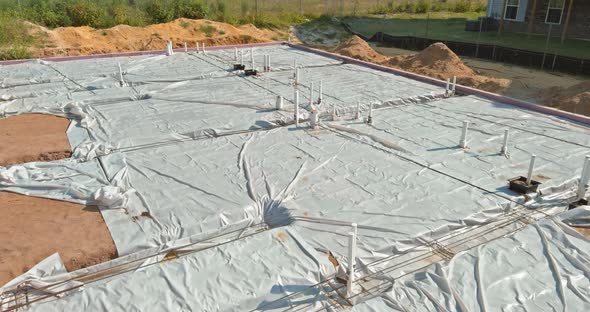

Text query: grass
(199, 24), (216, 38)
(345, 13), (590, 59)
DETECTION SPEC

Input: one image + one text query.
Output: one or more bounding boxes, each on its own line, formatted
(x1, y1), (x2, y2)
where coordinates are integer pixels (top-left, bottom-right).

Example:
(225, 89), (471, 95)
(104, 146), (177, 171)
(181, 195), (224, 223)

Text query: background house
(487, 0), (589, 40)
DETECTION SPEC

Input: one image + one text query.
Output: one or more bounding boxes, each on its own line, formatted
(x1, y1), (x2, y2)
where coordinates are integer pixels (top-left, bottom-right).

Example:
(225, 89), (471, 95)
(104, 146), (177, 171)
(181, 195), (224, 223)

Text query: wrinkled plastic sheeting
(0, 253), (83, 307)
(331, 95), (590, 192)
(348, 217), (590, 312)
(25, 228), (336, 312)
(0, 159), (108, 204)
(96, 125), (510, 256)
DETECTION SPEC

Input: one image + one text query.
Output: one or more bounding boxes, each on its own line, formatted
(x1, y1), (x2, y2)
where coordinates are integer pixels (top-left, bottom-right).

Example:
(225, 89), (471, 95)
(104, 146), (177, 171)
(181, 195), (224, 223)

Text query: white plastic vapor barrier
(24, 228), (336, 312)
(348, 214), (590, 312)
(1, 44), (589, 311)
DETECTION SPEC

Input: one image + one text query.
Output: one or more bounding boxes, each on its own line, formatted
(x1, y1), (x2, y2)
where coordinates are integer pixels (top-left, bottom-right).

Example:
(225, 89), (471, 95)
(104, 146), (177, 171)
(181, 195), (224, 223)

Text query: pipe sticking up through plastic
(577, 155), (590, 200)
(527, 155), (537, 185)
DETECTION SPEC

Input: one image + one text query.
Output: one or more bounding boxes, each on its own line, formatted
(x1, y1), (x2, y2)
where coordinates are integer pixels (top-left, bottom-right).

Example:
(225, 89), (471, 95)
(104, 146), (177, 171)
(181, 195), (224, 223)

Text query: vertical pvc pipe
(501, 129), (509, 155)
(460, 121), (469, 148)
(367, 103), (373, 125)
(234, 48), (238, 62)
(184, 42), (188, 52)
(310, 82), (314, 106)
(294, 89), (300, 127)
(267, 55), (271, 71)
(276, 95), (283, 110)
(445, 78), (450, 95)
(117, 62), (124, 86)
(452, 76), (457, 94)
(195, 42), (199, 53)
(240, 51), (244, 66)
(526, 155), (537, 185)
(577, 155), (590, 199)
(319, 80), (323, 104)
(251, 49), (255, 70)
(295, 68), (300, 85)
(346, 230), (357, 298)
(310, 107), (319, 129)
(202, 42), (206, 54)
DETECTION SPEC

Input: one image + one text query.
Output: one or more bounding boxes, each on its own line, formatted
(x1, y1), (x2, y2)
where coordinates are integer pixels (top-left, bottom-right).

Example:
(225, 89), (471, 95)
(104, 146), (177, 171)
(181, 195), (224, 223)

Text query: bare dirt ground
(0, 114), (72, 167)
(0, 192), (117, 285)
(0, 114), (117, 286)
(334, 36), (510, 94)
(372, 45), (589, 115)
(26, 18), (286, 58)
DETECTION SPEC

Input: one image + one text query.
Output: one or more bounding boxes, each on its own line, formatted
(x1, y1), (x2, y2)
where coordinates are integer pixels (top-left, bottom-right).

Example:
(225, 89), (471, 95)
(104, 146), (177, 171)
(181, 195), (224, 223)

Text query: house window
(545, 0), (565, 24)
(504, 0), (520, 21)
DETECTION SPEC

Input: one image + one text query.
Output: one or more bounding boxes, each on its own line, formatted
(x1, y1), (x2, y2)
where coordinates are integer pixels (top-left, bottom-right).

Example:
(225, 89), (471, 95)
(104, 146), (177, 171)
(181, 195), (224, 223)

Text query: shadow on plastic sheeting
(263, 199), (295, 228)
(255, 284), (328, 311)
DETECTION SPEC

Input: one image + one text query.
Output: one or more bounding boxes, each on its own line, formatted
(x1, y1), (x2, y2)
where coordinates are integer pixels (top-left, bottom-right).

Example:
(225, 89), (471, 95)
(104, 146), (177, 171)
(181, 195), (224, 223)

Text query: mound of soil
(26, 18), (286, 58)
(333, 35), (388, 63)
(0, 114), (72, 167)
(0, 192), (117, 285)
(540, 81), (590, 116)
(333, 37), (510, 94)
(389, 42), (475, 78)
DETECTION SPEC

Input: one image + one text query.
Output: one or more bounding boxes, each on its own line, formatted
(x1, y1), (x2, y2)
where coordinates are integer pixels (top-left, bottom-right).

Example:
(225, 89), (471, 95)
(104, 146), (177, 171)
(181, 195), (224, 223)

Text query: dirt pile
(540, 81), (590, 116)
(333, 35), (389, 63)
(0, 114), (72, 167)
(25, 18), (285, 58)
(389, 42), (475, 78)
(333, 37), (510, 94)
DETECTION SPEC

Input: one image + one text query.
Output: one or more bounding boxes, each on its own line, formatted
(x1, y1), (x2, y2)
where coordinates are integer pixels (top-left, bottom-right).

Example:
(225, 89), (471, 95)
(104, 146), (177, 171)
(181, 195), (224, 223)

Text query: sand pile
(333, 35), (389, 63)
(333, 37), (510, 94)
(25, 18), (285, 58)
(540, 81), (590, 116)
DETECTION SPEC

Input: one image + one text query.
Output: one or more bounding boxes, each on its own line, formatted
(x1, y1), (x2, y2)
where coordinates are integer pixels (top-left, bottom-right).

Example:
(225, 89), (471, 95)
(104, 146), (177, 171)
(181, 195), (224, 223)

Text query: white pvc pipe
(526, 155), (537, 185)
(202, 42), (206, 54)
(452, 76), (457, 93)
(346, 230), (357, 298)
(295, 68), (300, 85)
(445, 78), (450, 95)
(310, 108), (319, 129)
(577, 155), (590, 199)
(267, 55), (271, 71)
(234, 48), (238, 62)
(117, 62), (124, 85)
(240, 51), (244, 66)
(356, 102), (361, 120)
(310, 82), (314, 106)
(195, 42), (199, 53)
(501, 129), (509, 155)
(251, 49), (255, 70)
(165, 41), (171, 56)
(184, 42), (187, 52)
(276, 95), (283, 110)
(367, 103), (373, 125)
(319, 80), (323, 104)
(294, 89), (300, 127)
(460, 121), (469, 148)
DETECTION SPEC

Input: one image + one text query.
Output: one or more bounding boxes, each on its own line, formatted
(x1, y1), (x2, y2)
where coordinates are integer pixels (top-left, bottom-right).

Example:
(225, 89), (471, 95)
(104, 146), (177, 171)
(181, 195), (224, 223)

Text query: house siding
(489, 0), (590, 39)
